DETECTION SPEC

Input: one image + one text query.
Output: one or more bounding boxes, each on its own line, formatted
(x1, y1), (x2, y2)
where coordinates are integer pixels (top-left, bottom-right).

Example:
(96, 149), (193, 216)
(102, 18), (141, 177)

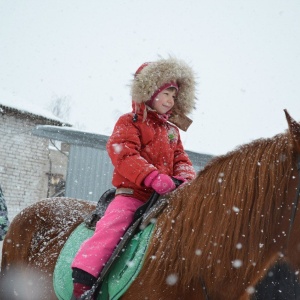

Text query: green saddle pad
(53, 222), (155, 300)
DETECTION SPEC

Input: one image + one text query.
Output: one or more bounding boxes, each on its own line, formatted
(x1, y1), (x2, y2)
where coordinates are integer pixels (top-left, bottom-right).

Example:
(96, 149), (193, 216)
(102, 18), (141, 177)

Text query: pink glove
(144, 171), (176, 195)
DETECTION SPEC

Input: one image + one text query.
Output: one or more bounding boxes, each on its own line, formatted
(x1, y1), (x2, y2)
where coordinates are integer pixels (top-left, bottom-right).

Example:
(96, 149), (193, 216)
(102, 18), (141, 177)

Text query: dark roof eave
(0, 104), (72, 127)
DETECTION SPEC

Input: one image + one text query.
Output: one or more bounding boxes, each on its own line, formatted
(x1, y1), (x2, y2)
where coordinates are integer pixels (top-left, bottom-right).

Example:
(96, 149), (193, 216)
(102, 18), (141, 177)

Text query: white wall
(0, 113), (50, 220)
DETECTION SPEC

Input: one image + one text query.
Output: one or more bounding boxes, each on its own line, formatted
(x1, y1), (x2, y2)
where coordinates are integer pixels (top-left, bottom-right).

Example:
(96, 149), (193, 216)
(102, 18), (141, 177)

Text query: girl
(71, 57), (197, 299)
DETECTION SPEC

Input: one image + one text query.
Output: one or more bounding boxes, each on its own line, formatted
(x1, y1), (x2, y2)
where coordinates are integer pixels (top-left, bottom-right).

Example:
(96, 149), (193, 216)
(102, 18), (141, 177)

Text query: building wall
(65, 145), (114, 202)
(0, 113), (63, 221)
(48, 142), (69, 197)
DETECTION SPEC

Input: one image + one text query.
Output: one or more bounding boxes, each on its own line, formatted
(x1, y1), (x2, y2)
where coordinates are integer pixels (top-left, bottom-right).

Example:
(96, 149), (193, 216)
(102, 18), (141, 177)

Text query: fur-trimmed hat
(131, 57), (196, 116)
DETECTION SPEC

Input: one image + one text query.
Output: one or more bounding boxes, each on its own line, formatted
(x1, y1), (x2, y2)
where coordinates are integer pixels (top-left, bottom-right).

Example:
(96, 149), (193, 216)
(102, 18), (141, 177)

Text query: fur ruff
(130, 57), (196, 115)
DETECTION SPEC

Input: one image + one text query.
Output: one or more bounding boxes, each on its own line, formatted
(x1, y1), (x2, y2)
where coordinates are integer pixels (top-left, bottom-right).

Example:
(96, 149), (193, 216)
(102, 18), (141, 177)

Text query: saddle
(84, 188), (116, 230)
(84, 188), (169, 231)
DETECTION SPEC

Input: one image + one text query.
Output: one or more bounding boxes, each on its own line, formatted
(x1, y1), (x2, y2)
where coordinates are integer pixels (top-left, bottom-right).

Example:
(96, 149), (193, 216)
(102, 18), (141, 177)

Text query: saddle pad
(53, 222), (155, 300)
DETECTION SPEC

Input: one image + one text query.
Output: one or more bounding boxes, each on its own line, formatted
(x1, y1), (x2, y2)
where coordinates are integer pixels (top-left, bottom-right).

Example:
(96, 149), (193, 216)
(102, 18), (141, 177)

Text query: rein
(200, 154), (300, 300)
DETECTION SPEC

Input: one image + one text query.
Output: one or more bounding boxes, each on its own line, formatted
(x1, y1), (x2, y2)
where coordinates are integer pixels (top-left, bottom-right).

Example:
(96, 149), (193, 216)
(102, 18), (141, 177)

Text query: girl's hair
(166, 87), (177, 92)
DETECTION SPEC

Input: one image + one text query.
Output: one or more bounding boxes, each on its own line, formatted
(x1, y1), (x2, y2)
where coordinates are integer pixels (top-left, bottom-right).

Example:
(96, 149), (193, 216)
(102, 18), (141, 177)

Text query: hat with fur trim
(131, 57), (196, 116)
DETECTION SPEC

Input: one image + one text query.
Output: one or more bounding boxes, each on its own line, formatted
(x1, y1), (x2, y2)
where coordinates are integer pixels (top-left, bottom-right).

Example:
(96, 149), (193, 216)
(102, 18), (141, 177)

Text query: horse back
(0, 197), (95, 300)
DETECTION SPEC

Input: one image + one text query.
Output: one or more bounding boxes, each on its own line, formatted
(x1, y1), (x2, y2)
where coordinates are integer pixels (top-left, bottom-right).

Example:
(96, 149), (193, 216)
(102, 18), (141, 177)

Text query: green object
(0, 185), (9, 241)
(53, 222), (155, 300)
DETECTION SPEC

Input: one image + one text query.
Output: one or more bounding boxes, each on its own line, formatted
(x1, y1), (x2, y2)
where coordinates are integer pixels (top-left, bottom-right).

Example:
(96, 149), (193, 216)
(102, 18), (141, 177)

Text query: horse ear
(284, 109), (300, 153)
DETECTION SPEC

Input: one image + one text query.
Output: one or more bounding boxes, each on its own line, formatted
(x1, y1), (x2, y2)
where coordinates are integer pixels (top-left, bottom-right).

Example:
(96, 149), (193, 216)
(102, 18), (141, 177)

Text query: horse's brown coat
(1, 110), (300, 300)
(0, 198), (95, 299)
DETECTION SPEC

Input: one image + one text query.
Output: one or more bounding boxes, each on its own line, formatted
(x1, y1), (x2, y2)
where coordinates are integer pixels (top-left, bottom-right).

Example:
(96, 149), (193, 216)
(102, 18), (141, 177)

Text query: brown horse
(1, 110), (300, 300)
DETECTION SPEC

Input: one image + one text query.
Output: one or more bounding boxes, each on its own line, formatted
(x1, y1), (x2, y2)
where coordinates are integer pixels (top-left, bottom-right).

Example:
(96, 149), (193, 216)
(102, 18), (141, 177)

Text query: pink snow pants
(71, 195), (144, 277)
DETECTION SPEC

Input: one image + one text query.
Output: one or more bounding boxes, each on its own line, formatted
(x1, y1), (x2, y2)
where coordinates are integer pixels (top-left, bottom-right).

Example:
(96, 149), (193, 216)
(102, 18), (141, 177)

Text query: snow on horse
(1, 110), (300, 300)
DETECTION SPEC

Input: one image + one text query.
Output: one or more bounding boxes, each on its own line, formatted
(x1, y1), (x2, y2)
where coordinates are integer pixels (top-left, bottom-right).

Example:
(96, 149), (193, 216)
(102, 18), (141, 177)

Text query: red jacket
(106, 104), (196, 202)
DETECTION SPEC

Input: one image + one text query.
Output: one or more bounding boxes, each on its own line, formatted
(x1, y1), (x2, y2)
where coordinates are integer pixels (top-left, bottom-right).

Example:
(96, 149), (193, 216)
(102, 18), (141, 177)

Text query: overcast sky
(1, 0), (300, 155)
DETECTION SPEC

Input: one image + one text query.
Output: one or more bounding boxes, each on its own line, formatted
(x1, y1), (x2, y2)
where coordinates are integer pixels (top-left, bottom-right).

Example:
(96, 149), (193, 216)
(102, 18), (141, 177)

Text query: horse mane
(145, 131), (295, 289)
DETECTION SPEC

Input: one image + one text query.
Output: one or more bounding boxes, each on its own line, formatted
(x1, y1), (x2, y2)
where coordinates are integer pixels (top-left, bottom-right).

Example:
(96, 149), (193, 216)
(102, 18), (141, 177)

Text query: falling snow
(232, 259), (243, 268)
(112, 143), (123, 154)
(166, 273), (178, 286)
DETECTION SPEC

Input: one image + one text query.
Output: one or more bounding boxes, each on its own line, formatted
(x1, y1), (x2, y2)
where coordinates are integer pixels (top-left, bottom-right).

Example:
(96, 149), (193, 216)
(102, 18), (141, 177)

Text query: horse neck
(148, 135), (295, 292)
(285, 154), (300, 265)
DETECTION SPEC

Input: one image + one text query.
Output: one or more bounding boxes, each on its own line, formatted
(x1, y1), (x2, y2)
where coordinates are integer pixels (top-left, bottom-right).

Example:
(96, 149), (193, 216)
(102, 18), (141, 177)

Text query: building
(0, 100), (69, 220)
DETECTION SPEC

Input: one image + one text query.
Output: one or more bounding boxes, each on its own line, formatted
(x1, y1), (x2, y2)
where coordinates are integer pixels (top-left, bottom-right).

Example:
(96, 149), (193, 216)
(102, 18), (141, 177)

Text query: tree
(48, 96), (85, 130)
(48, 96), (71, 120)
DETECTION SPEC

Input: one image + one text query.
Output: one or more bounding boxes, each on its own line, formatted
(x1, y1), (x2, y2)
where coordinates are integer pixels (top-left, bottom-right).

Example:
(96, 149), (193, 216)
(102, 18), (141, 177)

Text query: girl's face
(152, 88), (177, 114)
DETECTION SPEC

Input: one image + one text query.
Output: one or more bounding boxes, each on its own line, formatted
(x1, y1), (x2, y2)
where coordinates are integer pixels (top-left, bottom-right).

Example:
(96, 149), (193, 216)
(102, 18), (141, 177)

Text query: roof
(0, 98), (71, 126)
(32, 125), (109, 150)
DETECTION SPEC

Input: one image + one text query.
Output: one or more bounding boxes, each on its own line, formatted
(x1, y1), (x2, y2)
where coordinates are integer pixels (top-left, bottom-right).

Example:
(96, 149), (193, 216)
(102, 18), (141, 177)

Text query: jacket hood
(130, 57), (196, 116)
